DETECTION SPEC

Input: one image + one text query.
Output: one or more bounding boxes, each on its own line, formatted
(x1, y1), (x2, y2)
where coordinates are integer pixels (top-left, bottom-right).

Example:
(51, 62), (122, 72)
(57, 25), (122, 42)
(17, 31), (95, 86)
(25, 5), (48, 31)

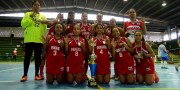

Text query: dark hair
(32, 0), (39, 6)
(94, 24), (104, 36)
(134, 31), (145, 42)
(66, 11), (75, 24)
(54, 23), (64, 36)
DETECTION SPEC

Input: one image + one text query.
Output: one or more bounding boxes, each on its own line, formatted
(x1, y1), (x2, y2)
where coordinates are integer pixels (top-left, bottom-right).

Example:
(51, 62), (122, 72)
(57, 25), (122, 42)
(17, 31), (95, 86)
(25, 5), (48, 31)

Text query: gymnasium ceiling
(0, 0), (180, 32)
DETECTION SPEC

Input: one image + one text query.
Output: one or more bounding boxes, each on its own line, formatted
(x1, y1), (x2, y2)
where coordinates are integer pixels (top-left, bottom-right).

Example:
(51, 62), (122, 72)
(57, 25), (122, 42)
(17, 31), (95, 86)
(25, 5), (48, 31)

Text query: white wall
(145, 31), (163, 42)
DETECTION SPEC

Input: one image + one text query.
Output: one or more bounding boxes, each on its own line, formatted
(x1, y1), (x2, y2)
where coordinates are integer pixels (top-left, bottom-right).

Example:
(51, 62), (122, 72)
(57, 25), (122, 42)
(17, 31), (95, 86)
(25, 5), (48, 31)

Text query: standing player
(20, 0), (47, 82)
(65, 11), (76, 37)
(41, 23), (65, 84)
(65, 24), (86, 84)
(158, 42), (169, 69)
(91, 13), (107, 36)
(11, 48), (17, 62)
(133, 31), (155, 85)
(89, 24), (111, 84)
(111, 28), (134, 84)
(79, 12), (92, 79)
(124, 8), (147, 43)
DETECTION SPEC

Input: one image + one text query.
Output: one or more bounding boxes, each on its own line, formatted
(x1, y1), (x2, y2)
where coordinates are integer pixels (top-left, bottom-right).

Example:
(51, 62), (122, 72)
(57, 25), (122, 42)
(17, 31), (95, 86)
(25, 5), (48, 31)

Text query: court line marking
(0, 65), (34, 72)
(87, 74), (104, 90)
(0, 81), (18, 83)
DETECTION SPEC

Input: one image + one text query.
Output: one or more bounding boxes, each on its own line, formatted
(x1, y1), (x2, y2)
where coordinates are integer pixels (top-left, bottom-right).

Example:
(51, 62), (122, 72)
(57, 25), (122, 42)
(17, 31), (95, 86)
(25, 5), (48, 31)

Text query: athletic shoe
(20, 76), (27, 82)
(34, 75), (41, 80)
(39, 73), (44, 80)
(154, 72), (159, 83)
(175, 66), (179, 72)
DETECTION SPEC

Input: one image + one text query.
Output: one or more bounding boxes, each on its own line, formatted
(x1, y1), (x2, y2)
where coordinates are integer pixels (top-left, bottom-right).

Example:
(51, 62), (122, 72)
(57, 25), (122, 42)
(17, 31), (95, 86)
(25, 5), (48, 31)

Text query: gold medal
(57, 40), (61, 44)
(78, 42), (81, 46)
(119, 52), (123, 57)
(103, 41), (106, 44)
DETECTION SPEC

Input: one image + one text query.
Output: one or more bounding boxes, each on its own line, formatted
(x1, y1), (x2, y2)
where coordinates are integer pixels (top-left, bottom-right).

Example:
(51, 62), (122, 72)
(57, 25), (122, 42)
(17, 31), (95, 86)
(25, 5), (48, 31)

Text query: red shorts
(136, 59), (155, 74)
(46, 63), (65, 75)
(66, 63), (84, 74)
(115, 63), (134, 74)
(96, 62), (110, 75)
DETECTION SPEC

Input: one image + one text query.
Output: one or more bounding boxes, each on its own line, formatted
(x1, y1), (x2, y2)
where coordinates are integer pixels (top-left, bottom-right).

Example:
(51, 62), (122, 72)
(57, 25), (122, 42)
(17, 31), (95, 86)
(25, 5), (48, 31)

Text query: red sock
(40, 65), (44, 74)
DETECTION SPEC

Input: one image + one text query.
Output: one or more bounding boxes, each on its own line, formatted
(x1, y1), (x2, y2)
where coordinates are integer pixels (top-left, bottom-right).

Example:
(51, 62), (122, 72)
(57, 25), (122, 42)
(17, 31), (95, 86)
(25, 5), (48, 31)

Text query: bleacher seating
(0, 37), (24, 61)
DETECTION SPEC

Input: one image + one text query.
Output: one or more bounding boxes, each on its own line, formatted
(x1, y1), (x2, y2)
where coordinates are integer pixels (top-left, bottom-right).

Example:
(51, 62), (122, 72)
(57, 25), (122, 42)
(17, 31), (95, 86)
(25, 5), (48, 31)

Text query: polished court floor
(0, 62), (180, 90)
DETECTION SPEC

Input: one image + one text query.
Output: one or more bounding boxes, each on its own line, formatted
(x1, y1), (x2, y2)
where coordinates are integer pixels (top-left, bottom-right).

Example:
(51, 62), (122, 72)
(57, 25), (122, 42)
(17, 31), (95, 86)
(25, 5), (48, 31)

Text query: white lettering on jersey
(115, 47), (126, 53)
(71, 48), (81, 52)
(51, 46), (60, 51)
(97, 45), (107, 50)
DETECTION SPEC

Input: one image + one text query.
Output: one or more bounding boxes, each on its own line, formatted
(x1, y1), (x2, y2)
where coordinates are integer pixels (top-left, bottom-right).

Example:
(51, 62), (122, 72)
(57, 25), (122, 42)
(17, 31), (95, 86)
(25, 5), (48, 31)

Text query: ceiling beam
(156, 5), (180, 19)
(169, 16), (180, 24)
(84, 0), (88, 7)
(52, 0), (56, 7)
(124, 0), (141, 14)
(147, 0), (179, 17)
(11, 0), (21, 9)
(118, 0), (133, 14)
(20, 0), (29, 9)
(136, 0), (151, 12)
(42, 0), (47, 8)
(94, 0), (99, 9)
(102, 0), (109, 10)
(64, 0), (66, 6)
(111, 0), (121, 12)
(1, 0), (12, 9)
(164, 12), (180, 21)
(139, 1), (161, 16)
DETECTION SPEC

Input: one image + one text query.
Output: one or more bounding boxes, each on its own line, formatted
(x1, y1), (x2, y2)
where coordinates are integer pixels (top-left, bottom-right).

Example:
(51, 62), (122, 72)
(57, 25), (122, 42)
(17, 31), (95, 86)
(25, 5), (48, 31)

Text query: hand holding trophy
(88, 37), (97, 87)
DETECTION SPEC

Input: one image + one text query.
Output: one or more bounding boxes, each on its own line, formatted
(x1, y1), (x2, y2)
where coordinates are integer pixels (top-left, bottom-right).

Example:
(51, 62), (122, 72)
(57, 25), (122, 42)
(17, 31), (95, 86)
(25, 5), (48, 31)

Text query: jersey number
(75, 51), (78, 56)
(53, 50), (57, 56)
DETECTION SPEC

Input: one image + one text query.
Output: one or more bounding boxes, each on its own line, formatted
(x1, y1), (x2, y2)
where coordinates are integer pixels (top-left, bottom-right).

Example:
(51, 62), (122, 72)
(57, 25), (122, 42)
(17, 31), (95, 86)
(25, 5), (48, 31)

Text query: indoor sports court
(0, 0), (180, 90)
(0, 63), (180, 90)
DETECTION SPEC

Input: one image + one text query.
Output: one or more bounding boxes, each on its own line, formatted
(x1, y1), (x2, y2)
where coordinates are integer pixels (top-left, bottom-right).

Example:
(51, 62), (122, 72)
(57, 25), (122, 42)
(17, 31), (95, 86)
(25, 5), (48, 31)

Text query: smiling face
(112, 28), (120, 38)
(55, 24), (63, 35)
(134, 31), (142, 42)
(73, 25), (80, 36)
(128, 9), (136, 19)
(95, 24), (104, 34)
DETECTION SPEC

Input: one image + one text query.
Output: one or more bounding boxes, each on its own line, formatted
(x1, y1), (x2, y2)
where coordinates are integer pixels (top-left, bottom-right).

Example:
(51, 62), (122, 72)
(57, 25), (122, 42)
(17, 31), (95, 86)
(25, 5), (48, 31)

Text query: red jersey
(124, 20), (143, 34)
(48, 26), (55, 36)
(46, 36), (65, 75)
(105, 26), (114, 39)
(93, 35), (110, 74)
(66, 23), (75, 37)
(124, 20), (143, 42)
(13, 50), (17, 56)
(114, 37), (134, 74)
(66, 37), (84, 74)
(133, 42), (155, 74)
(80, 23), (91, 40)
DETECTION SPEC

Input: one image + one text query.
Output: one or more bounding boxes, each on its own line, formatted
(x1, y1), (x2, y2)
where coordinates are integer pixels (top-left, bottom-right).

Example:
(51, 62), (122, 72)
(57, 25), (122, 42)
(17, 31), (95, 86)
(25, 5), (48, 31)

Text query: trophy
(88, 38), (97, 87)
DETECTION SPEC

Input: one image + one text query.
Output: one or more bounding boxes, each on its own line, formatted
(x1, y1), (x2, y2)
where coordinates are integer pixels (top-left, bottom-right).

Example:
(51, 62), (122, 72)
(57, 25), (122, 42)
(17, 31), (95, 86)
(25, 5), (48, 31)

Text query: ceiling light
(123, 0), (128, 2)
(162, 1), (166, 6)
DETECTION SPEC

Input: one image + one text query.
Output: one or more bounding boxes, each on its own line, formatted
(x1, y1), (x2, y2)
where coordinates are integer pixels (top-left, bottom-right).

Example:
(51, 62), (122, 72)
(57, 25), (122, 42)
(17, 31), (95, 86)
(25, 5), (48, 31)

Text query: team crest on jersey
(60, 67), (64, 71)
(146, 67), (151, 71)
(128, 66), (133, 71)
